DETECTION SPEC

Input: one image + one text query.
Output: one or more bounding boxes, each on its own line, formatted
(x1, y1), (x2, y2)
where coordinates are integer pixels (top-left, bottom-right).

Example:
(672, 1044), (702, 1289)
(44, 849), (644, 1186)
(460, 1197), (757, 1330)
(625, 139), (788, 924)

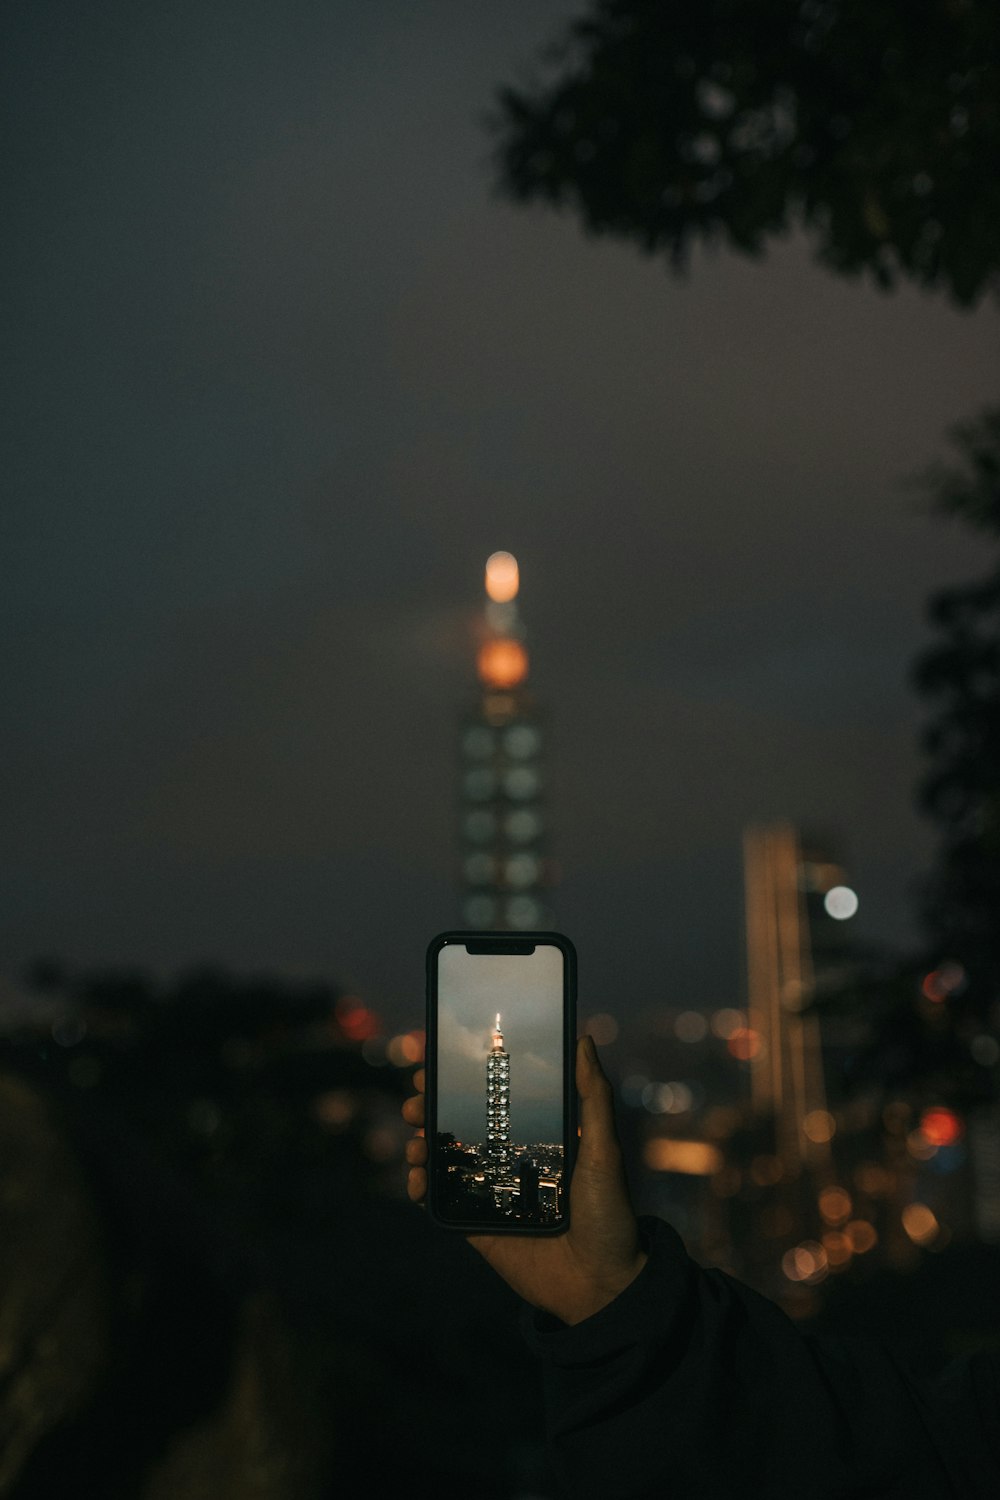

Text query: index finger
(402, 1093), (425, 1127)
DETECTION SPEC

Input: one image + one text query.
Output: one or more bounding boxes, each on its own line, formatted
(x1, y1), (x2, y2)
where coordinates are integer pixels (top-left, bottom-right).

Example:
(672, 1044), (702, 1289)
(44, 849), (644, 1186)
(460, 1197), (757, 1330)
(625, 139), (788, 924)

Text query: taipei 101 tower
(457, 552), (550, 930)
(486, 1013), (511, 1174)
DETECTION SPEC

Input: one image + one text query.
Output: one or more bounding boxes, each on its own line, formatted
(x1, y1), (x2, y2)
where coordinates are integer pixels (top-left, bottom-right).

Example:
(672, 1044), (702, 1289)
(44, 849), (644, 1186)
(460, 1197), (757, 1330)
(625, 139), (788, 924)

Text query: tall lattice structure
(458, 551), (549, 931)
(486, 1013), (511, 1175)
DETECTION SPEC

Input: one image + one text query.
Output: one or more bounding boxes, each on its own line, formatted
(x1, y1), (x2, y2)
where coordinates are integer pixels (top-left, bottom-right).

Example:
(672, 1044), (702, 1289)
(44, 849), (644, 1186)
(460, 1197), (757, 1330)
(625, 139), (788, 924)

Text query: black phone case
(425, 930), (577, 1234)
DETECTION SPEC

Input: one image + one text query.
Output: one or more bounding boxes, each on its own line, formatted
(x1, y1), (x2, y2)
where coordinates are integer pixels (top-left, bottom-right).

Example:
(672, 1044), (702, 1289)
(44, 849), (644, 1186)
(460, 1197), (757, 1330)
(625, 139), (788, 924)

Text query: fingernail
(582, 1034), (596, 1062)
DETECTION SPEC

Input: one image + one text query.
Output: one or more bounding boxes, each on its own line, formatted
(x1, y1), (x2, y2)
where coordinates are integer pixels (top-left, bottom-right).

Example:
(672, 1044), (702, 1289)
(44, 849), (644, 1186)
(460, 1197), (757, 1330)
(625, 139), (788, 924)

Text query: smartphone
(425, 931), (577, 1234)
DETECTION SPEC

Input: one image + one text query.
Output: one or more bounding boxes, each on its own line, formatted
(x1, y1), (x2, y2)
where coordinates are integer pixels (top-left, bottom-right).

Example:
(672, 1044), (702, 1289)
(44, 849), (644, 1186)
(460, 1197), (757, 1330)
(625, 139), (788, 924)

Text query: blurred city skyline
(3, 0), (997, 1032)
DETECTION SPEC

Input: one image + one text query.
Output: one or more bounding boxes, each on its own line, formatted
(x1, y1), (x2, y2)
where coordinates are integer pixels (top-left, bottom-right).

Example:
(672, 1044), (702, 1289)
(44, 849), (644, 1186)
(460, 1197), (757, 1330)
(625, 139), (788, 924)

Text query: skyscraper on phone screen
(486, 1012), (511, 1177)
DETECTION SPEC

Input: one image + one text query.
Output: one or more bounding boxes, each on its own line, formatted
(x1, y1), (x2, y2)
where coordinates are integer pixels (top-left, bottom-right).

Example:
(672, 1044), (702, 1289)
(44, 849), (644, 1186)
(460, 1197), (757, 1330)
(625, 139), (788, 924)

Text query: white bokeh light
(824, 885), (859, 920)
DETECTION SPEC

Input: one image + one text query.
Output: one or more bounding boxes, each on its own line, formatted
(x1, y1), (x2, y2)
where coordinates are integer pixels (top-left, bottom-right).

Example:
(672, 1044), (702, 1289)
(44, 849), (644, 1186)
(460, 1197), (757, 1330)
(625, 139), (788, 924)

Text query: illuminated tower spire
(458, 552), (551, 930)
(486, 1012), (511, 1174)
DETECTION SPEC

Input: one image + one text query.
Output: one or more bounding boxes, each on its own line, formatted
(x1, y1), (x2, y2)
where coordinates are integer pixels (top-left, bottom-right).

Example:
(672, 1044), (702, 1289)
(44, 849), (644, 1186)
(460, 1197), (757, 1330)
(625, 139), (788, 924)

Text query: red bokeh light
(727, 1027), (761, 1061)
(336, 996), (381, 1042)
(919, 1106), (963, 1148)
(920, 962), (967, 1003)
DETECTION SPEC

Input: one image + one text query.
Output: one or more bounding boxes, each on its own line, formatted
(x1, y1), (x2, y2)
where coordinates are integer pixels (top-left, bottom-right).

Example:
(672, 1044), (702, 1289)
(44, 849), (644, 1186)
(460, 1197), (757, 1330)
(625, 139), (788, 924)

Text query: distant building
(738, 823), (879, 1302)
(743, 821), (835, 1176)
(517, 1157), (540, 1217)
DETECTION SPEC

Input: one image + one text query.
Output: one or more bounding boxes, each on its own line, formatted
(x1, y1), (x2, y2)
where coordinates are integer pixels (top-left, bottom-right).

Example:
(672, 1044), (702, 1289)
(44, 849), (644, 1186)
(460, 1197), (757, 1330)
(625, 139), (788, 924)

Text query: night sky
(4, 1), (996, 1043)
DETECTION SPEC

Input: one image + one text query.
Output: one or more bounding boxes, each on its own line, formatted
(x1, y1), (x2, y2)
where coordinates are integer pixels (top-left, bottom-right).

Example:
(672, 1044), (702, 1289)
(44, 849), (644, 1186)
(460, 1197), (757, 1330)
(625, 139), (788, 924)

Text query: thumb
(576, 1034), (620, 1162)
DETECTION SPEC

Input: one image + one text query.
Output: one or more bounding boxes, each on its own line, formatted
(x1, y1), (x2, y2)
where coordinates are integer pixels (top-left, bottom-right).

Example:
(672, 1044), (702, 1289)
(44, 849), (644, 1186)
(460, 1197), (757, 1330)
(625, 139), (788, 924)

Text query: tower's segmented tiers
(486, 1012), (511, 1173)
(458, 552), (551, 931)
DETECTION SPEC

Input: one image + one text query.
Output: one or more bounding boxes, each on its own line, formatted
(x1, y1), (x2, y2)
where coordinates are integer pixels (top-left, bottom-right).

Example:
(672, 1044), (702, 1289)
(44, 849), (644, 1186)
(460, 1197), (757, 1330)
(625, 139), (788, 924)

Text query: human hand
(402, 1035), (647, 1326)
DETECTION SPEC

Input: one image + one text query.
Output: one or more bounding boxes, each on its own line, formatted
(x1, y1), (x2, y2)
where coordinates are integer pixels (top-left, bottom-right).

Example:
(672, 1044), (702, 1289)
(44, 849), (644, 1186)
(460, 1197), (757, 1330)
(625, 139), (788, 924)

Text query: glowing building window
(505, 853), (541, 889)
(503, 766), (539, 800)
(505, 809), (541, 843)
(503, 725), (540, 759)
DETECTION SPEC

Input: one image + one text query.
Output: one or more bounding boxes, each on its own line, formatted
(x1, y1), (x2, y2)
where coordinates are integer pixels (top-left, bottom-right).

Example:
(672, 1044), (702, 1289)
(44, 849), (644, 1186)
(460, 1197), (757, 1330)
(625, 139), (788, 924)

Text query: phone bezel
(424, 930), (577, 1235)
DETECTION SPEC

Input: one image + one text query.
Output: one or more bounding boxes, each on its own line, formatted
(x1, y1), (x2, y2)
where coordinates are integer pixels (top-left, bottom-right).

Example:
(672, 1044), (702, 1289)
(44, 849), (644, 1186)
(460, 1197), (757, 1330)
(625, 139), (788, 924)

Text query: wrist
(551, 1251), (649, 1327)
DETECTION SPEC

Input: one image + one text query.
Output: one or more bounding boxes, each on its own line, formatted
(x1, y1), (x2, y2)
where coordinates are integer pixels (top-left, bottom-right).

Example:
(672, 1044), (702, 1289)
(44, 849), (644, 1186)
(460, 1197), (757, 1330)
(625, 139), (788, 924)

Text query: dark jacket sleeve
(521, 1217), (1000, 1500)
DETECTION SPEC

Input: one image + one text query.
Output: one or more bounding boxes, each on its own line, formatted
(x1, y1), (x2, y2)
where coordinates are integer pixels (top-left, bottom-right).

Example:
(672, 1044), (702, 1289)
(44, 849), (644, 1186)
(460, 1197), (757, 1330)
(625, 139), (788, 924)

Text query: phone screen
(426, 933), (576, 1233)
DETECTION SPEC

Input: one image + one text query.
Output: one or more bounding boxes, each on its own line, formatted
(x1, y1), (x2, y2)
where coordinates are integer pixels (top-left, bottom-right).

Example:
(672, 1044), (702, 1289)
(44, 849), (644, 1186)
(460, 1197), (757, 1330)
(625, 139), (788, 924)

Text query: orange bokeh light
(583, 1012), (619, 1046)
(477, 638), (529, 689)
(314, 1089), (357, 1127)
(902, 1202), (940, 1245)
(845, 1219), (878, 1254)
(643, 1139), (723, 1176)
(822, 1231), (854, 1268)
(750, 1154), (783, 1187)
(485, 551), (519, 602)
(818, 1186), (852, 1225)
(803, 1109), (836, 1144)
(711, 1008), (745, 1040)
(387, 1030), (425, 1067)
(781, 1241), (829, 1285)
